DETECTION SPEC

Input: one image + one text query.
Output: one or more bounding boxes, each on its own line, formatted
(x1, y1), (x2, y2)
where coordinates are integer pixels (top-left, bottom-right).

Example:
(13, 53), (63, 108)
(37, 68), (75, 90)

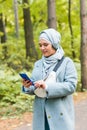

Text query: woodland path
(0, 92), (87, 130)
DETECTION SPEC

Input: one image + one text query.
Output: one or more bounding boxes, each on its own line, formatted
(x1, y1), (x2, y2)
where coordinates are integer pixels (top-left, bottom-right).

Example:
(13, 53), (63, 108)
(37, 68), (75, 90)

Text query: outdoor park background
(0, 0), (87, 129)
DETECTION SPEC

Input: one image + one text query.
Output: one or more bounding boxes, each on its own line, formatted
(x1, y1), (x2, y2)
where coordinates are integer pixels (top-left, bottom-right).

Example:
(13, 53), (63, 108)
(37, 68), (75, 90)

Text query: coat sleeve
(21, 60), (42, 95)
(22, 85), (36, 95)
(21, 63), (36, 95)
(46, 58), (78, 99)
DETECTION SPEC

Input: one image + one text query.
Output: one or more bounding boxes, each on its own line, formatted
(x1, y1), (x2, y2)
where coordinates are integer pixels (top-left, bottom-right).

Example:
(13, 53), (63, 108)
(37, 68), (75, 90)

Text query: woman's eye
(39, 44), (42, 47)
(39, 43), (49, 47)
(44, 44), (47, 47)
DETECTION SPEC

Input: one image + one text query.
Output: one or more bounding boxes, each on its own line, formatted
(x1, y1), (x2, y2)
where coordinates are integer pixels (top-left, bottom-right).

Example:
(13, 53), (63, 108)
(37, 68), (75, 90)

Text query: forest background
(0, 0), (86, 119)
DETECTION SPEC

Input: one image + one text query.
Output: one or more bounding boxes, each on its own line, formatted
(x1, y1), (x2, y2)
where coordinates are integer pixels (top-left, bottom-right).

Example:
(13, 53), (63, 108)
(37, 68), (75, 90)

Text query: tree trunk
(23, 0), (38, 59)
(47, 0), (57, 29)
(13, 0), (19, 38)
(80, 0), (87, 90)
(0, 13), (7, 43)
(68, 0), (76, 58)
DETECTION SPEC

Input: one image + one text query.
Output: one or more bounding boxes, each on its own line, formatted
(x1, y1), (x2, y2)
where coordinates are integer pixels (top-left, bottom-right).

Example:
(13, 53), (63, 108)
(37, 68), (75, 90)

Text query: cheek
(48, 47), (54, 52)
(49, 49), (56, 56)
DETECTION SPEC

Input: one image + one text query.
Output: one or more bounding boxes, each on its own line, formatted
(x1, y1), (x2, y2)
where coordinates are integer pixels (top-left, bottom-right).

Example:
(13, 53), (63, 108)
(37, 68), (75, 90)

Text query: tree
(80, 0), (87, 90)
(47, 0), (56, 29)
(68, 0), (76, 58)
(0, 13), (7, 43)
(23, 0), (38, 59)
(13, 0), (19, 38)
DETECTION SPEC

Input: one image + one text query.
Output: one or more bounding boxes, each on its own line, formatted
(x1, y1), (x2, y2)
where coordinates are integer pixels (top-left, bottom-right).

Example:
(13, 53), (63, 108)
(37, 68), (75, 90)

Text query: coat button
(48, 115), (51, 118)
(60, 113), (63, 116)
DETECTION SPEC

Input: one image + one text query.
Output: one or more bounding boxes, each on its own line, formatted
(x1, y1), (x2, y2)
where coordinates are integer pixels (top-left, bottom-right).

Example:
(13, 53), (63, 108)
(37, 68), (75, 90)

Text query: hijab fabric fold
(42, 48), (64, 78)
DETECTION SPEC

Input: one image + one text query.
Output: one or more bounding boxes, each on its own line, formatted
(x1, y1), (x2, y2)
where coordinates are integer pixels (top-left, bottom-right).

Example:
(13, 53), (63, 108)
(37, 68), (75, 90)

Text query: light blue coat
(22, 57), (77, 130)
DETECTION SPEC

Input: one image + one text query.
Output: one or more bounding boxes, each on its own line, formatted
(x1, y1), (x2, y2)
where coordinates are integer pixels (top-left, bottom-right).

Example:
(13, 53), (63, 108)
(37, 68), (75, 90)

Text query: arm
(22, 80), (36, 95)
(21, 60), (43, 95)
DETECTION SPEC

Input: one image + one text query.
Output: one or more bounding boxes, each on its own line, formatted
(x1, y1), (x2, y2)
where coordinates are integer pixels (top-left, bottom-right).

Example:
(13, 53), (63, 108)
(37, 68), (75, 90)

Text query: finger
(34, 82), (40, 88)
(24, 81), (32, 88)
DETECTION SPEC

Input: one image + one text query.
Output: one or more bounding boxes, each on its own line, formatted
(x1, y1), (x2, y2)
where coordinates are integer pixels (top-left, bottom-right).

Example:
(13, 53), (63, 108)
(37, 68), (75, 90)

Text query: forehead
(39, 39), (51, 44)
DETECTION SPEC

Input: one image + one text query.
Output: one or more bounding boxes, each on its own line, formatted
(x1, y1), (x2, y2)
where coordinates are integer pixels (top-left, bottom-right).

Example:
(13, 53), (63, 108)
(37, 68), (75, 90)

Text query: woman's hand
(22, 79), (32, 88)
(34, 80), (46, 89)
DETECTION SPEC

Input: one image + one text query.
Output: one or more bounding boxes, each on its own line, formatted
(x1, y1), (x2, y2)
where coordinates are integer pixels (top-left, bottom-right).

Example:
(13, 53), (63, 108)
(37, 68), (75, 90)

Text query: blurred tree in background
(80, 0), (87, 90)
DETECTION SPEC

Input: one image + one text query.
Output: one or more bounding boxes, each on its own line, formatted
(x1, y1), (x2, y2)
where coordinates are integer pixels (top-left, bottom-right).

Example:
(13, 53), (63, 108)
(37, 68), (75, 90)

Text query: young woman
(22, 28), (77, 130)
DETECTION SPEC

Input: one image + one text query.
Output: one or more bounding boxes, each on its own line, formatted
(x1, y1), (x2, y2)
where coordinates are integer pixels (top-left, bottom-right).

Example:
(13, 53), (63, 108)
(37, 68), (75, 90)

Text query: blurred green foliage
(0, 0), (81, 118)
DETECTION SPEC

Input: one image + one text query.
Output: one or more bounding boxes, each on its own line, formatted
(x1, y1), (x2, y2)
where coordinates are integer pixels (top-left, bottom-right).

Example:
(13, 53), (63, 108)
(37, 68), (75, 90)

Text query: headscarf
(39, 28), (61, 50)
(39, 28), (64, 78)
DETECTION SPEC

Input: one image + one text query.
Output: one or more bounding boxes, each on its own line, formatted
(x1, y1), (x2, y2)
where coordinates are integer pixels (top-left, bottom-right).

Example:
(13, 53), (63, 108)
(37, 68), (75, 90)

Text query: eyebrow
(39, 42), (49, 45)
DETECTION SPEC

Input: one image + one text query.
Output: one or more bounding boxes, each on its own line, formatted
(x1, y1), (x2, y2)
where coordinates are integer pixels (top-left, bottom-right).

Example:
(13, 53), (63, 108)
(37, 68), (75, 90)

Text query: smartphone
(19, 73), (34, 85)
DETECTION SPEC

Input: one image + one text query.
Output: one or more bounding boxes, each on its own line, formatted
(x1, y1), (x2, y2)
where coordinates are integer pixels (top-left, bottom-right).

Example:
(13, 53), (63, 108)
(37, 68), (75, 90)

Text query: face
(39, 39), (56, 57)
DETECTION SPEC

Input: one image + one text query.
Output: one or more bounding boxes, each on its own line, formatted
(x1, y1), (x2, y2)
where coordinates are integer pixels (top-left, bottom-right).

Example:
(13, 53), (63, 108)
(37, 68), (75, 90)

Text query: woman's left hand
(34, 80), (46, 89)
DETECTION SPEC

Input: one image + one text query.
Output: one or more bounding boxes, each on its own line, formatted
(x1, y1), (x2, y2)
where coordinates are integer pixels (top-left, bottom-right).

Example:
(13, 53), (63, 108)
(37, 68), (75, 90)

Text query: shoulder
(60, 56), (77, 73)
(64, 56), (74, 62)
(63, 56), (75, 66)
(64, 57), (77, 73)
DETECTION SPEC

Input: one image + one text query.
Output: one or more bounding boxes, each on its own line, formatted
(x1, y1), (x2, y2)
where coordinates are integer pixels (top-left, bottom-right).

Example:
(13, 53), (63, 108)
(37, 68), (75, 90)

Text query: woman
(22, 28), (77, 130)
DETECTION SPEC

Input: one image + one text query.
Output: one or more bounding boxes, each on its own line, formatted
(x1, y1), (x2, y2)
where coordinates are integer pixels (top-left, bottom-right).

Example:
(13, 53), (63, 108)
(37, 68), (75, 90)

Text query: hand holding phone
(19, 73), (34, 85)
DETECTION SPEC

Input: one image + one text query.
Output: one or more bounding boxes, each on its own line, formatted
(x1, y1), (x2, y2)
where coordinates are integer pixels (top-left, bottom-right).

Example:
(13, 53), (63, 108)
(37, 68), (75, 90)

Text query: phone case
(19, 73), (34, 85)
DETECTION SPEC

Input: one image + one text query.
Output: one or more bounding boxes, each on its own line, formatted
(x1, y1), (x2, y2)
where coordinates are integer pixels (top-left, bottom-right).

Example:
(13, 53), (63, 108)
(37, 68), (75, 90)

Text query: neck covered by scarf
(42, 46), (64, 78)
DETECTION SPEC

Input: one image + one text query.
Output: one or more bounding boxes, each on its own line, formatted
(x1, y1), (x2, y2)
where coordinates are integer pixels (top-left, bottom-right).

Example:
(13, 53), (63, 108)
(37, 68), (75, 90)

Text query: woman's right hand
(22, 79), (32, 88)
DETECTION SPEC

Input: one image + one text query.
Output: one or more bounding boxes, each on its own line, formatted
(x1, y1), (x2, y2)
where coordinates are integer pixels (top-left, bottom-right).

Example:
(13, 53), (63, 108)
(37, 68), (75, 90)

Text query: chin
(43, 54), (48, 57)
(43, 53), (48, 57)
